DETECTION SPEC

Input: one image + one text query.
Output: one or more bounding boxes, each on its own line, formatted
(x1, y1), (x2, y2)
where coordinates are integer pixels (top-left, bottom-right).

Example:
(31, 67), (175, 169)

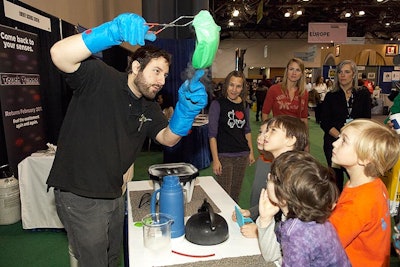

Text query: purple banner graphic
(0, 24), (46, 176)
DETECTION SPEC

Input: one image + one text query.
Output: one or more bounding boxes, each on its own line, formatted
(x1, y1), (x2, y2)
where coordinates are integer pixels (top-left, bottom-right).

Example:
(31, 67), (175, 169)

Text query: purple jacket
(277, 218), (350, 267)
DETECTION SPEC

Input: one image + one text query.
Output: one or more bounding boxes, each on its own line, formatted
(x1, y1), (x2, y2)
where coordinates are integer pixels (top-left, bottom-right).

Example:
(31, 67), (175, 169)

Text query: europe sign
(308, 23), (348, 44)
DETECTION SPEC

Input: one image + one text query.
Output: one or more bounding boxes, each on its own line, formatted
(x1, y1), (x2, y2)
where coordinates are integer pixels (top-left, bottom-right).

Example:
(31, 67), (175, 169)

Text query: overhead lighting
(340, 10), (352, 19)
(232, 9), (239, 17)
(228, 20), (234, 26)
(296, 10), (303, 16)
(385, 22), (390, 26)
(358, 10), (365, 16)
(284, 11), (291, 17)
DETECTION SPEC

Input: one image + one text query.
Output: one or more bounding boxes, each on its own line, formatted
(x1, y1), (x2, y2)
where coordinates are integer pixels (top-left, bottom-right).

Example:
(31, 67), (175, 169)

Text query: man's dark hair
(126, 45), (172, 73)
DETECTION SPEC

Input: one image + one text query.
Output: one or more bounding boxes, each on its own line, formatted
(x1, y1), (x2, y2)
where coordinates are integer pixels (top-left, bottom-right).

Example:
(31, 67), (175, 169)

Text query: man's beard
(134, 71), (161, 100)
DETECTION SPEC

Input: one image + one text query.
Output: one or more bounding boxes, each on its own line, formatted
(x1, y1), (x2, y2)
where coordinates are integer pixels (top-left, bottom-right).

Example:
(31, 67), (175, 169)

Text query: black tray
(148, 162), (199, 184)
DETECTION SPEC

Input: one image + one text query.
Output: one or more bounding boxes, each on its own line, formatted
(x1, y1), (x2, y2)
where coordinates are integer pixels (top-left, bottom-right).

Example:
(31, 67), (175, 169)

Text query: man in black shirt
(47, 13), (207, 267)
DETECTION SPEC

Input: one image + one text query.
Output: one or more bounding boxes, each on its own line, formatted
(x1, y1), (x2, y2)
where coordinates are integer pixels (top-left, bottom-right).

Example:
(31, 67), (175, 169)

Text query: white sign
(308, 23), (347, 44)
(393, 71), (400, 82)
(346, 36), (365, 44)
(383, 72), (392, 82)
(3, 0), (51, 32)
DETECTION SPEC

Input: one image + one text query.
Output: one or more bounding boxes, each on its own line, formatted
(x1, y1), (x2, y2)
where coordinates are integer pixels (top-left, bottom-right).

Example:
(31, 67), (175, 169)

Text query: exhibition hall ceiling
(209, 0), (400, 40)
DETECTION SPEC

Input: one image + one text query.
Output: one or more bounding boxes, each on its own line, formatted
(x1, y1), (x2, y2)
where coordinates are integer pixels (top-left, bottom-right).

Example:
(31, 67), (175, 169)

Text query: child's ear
(286, 136), (297, 148)
(357, 158), (370, 166)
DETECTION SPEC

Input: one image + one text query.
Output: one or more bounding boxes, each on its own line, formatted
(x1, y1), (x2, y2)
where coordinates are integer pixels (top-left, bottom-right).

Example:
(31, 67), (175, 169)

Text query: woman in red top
(261, 58), (308, 127)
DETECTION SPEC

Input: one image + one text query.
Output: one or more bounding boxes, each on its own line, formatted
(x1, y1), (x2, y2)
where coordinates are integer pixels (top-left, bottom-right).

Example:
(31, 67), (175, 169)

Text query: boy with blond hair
(329, 119), (400, 267)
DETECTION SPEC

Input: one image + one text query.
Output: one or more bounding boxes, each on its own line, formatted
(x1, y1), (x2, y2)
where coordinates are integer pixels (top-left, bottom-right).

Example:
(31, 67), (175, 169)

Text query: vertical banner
(257, 0), (264, 24)
(0, 24), (46, 176)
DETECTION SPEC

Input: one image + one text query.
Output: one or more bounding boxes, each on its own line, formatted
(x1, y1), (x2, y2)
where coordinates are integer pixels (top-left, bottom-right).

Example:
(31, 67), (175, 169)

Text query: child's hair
(269, 151), (338, 223)
(264, 115), (308, 151)
(341, 119), (400, 177)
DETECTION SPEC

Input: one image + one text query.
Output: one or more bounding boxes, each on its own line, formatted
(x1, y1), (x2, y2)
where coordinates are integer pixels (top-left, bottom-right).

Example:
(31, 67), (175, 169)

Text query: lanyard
(347, 92), (353, 118)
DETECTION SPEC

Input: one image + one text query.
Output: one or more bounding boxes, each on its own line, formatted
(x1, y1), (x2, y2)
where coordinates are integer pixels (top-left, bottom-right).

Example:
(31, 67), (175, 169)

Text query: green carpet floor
(0, 110), (398, 267)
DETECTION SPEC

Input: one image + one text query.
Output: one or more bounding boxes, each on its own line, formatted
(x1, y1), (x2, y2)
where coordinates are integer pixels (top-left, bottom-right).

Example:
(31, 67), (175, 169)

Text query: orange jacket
(329, 178), (390, 267)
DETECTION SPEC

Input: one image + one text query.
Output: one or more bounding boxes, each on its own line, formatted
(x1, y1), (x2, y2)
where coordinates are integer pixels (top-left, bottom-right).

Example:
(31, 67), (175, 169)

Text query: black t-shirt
(47, 58), (168, 198)
(216, 98), (250, 154)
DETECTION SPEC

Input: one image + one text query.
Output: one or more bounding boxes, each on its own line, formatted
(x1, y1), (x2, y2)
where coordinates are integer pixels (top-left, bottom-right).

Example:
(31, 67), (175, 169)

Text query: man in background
(362, 73), (374, 94)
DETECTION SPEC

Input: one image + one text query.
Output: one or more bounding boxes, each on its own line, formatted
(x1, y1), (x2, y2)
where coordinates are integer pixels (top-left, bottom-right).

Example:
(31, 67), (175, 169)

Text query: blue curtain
(149, 39), (195, 105)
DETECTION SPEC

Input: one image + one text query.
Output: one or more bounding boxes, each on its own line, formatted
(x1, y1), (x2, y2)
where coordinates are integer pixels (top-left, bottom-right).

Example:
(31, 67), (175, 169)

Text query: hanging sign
(308, 23), (347, 44)
(3, 0), (51, 32)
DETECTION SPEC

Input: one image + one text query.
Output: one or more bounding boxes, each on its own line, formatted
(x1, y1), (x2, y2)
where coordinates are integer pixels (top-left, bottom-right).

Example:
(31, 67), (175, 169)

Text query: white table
(17, 154), (63, 229)
(127, 176), (261, 267)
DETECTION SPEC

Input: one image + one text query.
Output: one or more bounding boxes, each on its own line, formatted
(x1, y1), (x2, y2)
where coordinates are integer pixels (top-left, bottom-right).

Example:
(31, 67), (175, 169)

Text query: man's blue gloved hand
(82, 13), (156, 54)
(169, 69), (208, 136)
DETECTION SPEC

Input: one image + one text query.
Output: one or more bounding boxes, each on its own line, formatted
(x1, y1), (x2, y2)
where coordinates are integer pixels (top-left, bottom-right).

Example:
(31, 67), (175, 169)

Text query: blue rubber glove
(82, 13), (156, 54)
(169, 69), (207, 136)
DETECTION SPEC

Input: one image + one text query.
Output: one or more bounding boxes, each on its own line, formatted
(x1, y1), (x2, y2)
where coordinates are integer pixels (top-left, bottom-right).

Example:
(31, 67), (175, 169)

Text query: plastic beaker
(142, 213), (173, 257)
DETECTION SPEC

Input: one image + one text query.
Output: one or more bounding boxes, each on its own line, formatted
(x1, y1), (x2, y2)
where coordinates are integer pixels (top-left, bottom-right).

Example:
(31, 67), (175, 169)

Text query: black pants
(314, 102), (323, 123)
(255, 101), (263, 121)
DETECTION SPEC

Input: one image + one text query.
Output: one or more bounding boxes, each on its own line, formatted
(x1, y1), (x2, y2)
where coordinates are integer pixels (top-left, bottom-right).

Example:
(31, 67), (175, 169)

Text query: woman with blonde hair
(261, 58), (308, 126)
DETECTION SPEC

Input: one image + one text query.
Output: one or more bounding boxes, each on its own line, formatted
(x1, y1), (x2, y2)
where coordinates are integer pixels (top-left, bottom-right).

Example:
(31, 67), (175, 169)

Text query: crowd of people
(228, 57), (399, 266)
(211, 57), (400, 266)
(46, 11), (400, 267)
(235, 114), (399, 267)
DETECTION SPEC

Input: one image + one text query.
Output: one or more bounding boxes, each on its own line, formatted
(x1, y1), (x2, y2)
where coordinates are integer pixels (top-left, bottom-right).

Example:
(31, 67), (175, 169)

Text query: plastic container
(0, 176), (21, 225)
(150, 176), (185, 238)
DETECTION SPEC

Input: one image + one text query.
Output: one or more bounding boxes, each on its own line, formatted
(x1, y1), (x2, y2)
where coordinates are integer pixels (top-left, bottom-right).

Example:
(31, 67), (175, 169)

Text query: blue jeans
(54, 190), (124, 267)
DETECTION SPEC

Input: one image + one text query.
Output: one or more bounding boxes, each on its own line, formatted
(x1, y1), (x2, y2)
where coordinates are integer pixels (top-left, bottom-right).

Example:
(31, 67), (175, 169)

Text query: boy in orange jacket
(329, 119), (400, 267)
